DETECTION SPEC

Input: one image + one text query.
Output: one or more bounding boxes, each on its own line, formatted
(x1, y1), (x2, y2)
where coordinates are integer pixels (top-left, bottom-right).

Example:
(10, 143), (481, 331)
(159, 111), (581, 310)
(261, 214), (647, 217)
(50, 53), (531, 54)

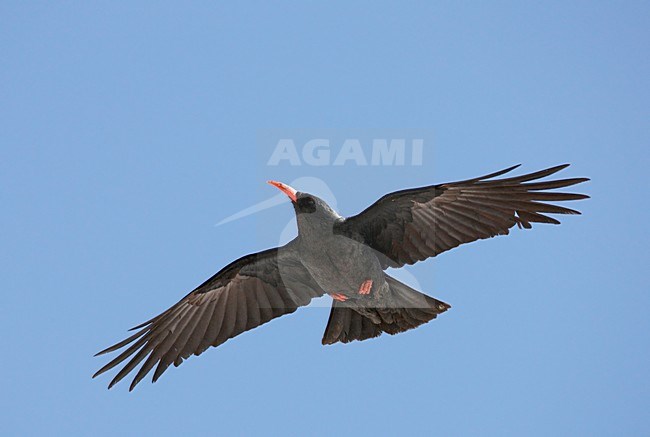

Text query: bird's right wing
(335, 164), (589, 268)
(93, 239), (325, 391)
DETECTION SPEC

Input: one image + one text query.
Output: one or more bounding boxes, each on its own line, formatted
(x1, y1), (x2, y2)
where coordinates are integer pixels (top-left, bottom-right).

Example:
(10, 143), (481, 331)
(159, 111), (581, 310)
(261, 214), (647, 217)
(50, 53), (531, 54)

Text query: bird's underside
(94, 164), (589, 390)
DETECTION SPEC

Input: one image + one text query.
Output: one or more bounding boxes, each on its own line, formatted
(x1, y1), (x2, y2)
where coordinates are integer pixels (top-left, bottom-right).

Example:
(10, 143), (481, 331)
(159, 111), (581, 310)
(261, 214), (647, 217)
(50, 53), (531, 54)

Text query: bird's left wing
(93, 239), (324, 391)
(335, 164), (589, 268)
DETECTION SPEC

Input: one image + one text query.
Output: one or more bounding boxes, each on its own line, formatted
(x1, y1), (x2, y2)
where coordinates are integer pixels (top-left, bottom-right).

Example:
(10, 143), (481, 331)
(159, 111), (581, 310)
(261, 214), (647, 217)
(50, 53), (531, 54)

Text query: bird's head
(267, 180), (341, 233)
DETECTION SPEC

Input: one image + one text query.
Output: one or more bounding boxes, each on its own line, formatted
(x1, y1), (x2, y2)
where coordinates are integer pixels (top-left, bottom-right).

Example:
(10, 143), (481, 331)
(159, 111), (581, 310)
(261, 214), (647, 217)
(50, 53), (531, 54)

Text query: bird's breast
(298, 234), (384, 295)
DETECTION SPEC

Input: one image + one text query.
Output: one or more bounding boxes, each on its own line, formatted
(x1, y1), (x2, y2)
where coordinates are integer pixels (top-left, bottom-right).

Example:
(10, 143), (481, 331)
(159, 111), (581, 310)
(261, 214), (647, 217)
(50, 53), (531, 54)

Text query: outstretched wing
(94, 239), (324, 391)
(335, 164), (589, 268)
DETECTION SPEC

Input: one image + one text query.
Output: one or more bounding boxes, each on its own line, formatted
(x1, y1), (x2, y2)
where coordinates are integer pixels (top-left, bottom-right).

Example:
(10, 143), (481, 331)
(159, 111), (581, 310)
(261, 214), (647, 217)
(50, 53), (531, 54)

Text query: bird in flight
(94, 164), (588, 390)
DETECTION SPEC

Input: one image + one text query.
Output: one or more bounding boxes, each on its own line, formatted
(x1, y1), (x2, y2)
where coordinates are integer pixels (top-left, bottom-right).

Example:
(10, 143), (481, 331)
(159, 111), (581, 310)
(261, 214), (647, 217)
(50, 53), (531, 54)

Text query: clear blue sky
(2, 2), (648, 436)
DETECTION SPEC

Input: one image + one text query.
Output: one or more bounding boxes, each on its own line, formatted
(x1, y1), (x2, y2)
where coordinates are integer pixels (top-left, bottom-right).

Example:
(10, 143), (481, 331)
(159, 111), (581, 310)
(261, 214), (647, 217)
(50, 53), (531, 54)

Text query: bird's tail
(321, 275), (450, 345)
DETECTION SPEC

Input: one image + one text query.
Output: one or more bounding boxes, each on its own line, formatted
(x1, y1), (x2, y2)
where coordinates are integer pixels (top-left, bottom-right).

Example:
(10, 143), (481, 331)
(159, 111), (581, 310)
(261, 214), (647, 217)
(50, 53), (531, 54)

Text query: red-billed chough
(94, 164), (588, 390)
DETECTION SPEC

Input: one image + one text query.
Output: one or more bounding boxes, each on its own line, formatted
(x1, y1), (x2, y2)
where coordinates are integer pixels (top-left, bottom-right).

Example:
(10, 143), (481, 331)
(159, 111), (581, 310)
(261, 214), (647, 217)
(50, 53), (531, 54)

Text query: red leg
(358, 279), (373, 295)
(329, 293), (348, 302)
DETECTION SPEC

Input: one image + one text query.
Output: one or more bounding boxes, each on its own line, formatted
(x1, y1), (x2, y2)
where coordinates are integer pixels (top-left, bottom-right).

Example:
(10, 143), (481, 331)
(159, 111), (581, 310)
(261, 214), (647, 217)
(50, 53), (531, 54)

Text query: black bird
(94, 164), (588, 390)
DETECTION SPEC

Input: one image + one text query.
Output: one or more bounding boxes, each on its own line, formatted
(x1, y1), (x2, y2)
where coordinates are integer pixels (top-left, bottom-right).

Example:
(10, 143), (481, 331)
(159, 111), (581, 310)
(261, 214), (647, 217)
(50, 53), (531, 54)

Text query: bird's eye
(297, 197), (316, 213)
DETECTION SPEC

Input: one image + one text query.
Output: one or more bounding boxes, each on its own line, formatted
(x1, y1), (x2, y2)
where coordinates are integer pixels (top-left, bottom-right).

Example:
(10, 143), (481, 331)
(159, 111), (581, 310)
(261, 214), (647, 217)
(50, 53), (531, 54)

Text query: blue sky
(2, 2), (648, 436)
